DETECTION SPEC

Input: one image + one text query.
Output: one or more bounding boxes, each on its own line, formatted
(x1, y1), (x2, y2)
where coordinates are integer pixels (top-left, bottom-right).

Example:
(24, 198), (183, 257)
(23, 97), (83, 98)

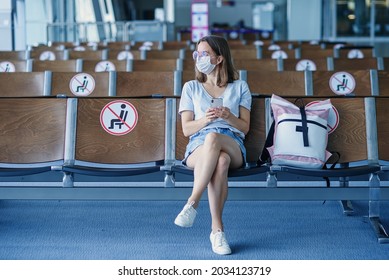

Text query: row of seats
(0, 95), (388, 242)
(2, 57), (389, 72)
(0, 44), (377, 62)
(1, 69), (389, 97)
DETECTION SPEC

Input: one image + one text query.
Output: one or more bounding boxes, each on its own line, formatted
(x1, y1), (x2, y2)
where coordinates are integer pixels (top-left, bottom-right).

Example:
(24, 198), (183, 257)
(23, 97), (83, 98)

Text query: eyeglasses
(192, 51), (216, 61)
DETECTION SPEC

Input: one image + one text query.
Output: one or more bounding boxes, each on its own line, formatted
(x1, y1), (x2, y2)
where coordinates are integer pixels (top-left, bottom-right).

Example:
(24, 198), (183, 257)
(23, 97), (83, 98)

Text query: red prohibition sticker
(329, 71), (356, 96)
(306, 101), (339, 134)
(69, 73), (96, 96)
(100, 100), (138, 136)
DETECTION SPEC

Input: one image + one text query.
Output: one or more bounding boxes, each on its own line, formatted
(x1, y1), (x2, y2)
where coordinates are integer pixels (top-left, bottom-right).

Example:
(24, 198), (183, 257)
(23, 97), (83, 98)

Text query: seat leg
(62, 172), (74, 188)
(339, 174), (354, 215)
(369, 173), (389, 243)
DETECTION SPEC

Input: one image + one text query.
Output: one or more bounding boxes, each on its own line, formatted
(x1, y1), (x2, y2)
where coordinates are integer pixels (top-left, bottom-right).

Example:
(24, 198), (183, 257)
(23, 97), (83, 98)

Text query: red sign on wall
(191, 1), (209, 42)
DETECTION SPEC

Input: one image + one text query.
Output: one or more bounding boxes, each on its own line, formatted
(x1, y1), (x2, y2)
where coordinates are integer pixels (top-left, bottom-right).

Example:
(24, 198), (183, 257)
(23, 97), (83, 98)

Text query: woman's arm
(215, 106), (251, 135)
(181, 109), (217, 137)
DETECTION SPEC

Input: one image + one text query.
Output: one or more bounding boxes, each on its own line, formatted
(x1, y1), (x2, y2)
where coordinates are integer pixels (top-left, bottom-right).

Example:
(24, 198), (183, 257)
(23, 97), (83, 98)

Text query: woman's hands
(206, 107), (231, 122)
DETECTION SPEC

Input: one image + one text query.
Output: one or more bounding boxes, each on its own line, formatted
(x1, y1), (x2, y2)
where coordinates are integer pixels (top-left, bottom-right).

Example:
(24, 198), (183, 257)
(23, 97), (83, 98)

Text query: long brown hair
(195, 35), (239, 87)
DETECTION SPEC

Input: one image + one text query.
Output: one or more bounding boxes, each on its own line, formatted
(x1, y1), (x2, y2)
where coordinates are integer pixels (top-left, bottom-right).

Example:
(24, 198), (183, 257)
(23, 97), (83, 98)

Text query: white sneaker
(210, 229), (232, 255)
(174, 201), (197, 227)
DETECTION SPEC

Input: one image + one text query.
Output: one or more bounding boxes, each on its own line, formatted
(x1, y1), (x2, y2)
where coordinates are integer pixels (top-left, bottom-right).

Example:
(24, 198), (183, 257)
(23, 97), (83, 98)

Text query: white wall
(25, 0), (50, 46)
(287, 0), (322, 40)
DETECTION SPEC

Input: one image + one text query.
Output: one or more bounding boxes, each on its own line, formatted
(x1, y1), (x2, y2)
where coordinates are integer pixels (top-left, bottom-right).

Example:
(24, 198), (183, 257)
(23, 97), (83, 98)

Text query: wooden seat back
(31, 60), (80, 72)
(311, 70), (373, 97)
(0, 98), (66, 164)
(175, 97), (266, 164)
(74, 98), (166, 164)
(115, 71), (176, 97)
(0, 72), (47, 97)
(246, 70), (307, 96)
(50, 72), (112, 97)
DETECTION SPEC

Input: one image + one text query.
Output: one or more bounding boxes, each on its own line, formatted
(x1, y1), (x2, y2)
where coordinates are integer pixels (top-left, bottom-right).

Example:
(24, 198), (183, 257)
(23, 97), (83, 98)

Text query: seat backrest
(0, 72), (47, 97)
(72, 98), (166, 164)
(107, 50), (142, 60)
(129, 59), (179, 71)
(281, 58), (328, 71)
(0, 51), (27, 60)
(336, 46), (374, 59)
(233, 58), (279, 71)
(0, 60), (28, 72)
(68, 50), (107, 60)
(175, 97), (266, 164)
(298, 48), (334, 59)
(383, 58), (389, 70)
(144, 49), (184, 59)
(230, 49), (259, 59)
(330, 58), (380, 71)
(245, 70), (307, 96)
(311, 70), (373, 97)
(28, 50), (68, 61)
(0, 98), (66, 164)
(293, 97), (369, 164)
(375, 97), (389, 161)
(376, 71), (389, 96)
(115, 71), (176, 97)
(81, 60), (128, 72)
(260, 48), (296, 59)
(50, 72), (112, 97)
(31, 59), (80, 72)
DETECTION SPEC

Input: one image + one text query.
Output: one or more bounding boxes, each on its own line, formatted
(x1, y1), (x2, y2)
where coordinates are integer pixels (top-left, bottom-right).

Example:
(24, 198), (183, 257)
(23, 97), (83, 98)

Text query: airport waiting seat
(169, 97), (268, 183)
(311, 70), (374, 97)
(115, 71), (180, 97)
(127, 59), (181, 72)
(0, 51), (28, 60)
(0, 72), (49, 97)
(0, 60), (28, 72)
(48, 71), (114, 97)
(0, 98), (67, 176)
(233, 58), (280, 71)
(81, 59), (129, 72)
(328, 57), (382, 71)
(29, 59), (82, 72)
(61, 98), (168, 183)
(242, 70), (308, 97)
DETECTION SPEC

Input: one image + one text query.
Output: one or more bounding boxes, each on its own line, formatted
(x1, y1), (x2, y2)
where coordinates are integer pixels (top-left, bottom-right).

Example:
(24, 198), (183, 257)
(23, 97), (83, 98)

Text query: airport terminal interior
(0, 0), (389, 260)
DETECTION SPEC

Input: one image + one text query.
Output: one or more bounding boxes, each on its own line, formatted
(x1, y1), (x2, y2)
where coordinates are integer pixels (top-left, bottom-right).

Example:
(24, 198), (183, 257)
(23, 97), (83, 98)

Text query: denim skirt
(182, 127), (247, 166)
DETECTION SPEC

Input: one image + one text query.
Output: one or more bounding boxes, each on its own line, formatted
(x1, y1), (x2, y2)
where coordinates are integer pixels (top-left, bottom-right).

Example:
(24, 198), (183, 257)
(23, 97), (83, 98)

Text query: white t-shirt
(179, 79), (252, 139)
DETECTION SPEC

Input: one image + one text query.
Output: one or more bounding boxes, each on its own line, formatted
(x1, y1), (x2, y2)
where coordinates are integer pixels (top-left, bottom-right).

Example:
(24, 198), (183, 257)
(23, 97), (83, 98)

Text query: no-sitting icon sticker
(69, 73), (96, 96)
(100, 100), (138, 136)
(329, 71), (356, 95)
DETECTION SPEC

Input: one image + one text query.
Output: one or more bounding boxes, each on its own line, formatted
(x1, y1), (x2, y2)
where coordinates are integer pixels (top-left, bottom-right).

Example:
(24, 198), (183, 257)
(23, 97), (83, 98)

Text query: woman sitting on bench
(174, 35), (252, 255)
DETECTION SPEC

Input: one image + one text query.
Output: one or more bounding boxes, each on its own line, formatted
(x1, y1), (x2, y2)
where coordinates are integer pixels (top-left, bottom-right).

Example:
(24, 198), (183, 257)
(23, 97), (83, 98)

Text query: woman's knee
(204, 132), (221, 149)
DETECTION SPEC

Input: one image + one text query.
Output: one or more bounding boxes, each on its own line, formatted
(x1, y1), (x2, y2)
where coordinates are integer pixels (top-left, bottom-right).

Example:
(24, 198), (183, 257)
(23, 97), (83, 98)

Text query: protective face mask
(196, 56), (216, 75)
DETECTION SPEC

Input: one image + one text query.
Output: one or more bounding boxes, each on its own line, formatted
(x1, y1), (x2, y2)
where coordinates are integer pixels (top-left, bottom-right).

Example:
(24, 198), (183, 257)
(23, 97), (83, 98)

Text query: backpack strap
(258, 121), (274, 165)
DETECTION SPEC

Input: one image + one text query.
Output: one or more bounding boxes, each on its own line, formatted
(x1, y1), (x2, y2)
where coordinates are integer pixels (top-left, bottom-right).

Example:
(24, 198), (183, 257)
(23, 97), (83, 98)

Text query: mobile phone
(210, 98), (223, 108)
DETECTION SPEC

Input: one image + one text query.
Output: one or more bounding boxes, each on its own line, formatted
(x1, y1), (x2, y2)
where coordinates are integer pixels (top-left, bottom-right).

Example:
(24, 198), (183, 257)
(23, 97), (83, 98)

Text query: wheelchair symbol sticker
(329, 71), (356, 95)
(0, 61), (15, 72)
(95, 60), (116, 72)
(69, 73), (95, 96)
(100, 100), (138, 136)
(295, 59), (317, 71)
